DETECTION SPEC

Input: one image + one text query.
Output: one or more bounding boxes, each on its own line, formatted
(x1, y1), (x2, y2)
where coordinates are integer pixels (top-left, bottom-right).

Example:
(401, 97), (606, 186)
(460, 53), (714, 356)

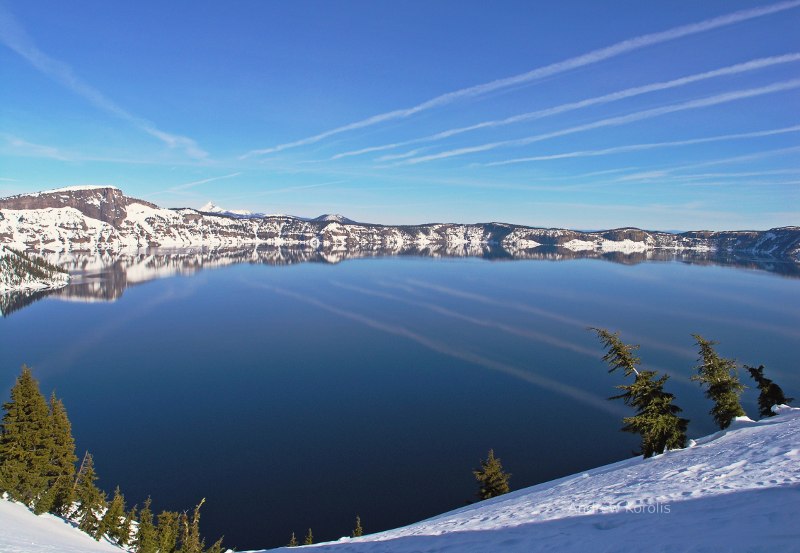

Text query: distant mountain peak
(313, 213), (358, 224)
(198, 201), (258, 218)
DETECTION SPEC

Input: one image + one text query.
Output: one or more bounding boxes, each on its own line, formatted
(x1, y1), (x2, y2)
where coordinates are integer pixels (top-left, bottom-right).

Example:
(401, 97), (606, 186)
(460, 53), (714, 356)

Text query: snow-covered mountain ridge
(1, 187), (799, 260)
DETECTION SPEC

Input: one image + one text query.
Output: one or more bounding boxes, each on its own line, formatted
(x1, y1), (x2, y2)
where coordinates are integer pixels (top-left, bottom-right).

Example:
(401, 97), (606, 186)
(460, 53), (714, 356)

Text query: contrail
(483, 125), (800, 167)
(618, 145), (800, 179)
(399, 79), (800, 164)
(241, 1), (800, 158)
(0, 5), (207, 159)
(330, 53), (800, 161)
(171, 172), (242, 191)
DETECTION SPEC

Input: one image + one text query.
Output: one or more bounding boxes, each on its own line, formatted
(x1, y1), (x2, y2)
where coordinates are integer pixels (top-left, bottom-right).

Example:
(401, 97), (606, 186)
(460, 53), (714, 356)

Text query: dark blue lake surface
(2, 253), (799, 549)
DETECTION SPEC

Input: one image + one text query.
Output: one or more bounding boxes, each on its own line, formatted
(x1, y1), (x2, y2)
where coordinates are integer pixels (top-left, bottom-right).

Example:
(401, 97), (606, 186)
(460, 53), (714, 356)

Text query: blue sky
(1, 0), (798, 230)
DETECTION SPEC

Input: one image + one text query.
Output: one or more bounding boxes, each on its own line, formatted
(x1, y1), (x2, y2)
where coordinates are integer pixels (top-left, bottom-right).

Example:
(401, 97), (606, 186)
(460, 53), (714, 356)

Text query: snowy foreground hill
(0, 246), (69, 293)
(2, 408), (798, 553)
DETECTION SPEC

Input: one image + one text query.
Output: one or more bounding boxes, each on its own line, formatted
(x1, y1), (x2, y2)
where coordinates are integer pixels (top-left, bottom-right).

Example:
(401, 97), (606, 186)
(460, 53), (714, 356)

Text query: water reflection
(2, 244), (799, 316)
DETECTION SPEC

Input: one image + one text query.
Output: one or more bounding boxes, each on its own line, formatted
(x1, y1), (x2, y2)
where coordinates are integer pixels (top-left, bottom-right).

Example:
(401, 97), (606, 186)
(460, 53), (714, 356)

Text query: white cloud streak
(399, 79), (800, 164)
(242, 1), (800, 158)
(2, 134), (70, 161)
(332, 53), (800, 161)
(0, 5), (208, 159)
(169, 172), (242, 192)
(482, 125), (800, 167)
(645, 145), (800, 173)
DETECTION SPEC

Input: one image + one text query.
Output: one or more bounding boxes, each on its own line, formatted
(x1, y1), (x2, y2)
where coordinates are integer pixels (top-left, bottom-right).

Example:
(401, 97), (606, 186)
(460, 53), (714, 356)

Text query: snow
(562, 239), (596, 251)
(0, 273), (68, 293)
(600, 239), (648, 253)
(199, 201), (258, 217)
(37, 185), (120, 195)
(512, 239), (542, 249)
(248, 407), (800, 553)
(0, 247), (70, 292)
(561, 239), (650, 253)
(0, 499), (122, 553)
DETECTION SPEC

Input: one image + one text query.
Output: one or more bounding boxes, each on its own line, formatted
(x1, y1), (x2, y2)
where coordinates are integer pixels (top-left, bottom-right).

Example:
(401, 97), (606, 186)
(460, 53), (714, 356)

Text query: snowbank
(0, 499), (121, 553)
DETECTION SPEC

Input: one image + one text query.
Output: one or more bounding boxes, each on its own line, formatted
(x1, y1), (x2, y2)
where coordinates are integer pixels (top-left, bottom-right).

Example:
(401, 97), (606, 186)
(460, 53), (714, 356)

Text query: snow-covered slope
(0, 499), (121, 553)
(253, 407), (800, 553)
(0, 246), (69, 292)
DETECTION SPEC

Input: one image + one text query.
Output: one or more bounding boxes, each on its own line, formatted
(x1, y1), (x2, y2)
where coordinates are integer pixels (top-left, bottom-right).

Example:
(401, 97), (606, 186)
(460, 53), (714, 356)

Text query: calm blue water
(2, 255), (799, 549)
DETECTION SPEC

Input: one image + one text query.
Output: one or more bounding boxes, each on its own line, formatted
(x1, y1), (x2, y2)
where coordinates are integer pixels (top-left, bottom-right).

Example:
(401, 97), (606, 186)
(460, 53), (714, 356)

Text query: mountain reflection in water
(2, 244), (799, 317)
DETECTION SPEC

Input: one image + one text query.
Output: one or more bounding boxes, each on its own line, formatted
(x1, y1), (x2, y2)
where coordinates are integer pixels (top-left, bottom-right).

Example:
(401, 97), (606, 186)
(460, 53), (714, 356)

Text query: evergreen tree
(304, 528), (314, 545)
(45, 393), (77, 515)
(0, 365), (52, 506)
(32, 479), (59, 515)
(692, 335), (746, 429)
(746, 365), (794, 418)
(157, 510), (180, 553)
(119, 505), (137, 547)
(179, 498), (206, 553)
(102, 486), (127, 543)
(614, 372), (688, 457)
(288, 532), (298, 547)
(135, 497), (158, 553)
(74, 452), (106, 538)
(205, 537), (224, 553)
(473, 449), (511, 500)
(178, 511), (190, 552)
(352, 515), (363, 537)
(593, 328), (688, 457)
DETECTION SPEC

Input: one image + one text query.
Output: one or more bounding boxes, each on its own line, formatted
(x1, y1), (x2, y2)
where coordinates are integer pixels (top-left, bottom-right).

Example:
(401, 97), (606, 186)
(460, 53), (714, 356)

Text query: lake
(2, 249), (799, 550)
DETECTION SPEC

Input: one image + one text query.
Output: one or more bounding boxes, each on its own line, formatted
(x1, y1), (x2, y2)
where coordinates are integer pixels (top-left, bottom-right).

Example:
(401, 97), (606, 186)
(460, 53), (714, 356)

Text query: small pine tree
(593, 328), (688, 457)
(0, 365), (53, 505)
(119, 505), (137, 547)
(473, 449), (511, 500)
(157, 510), (180, 553)
(205, 537), (225, 553)
(74, 452), (106, 538)
(746, 365), (794, 418)
(615, 372), (688, 457)
(304, 528), (314, 546)
(32, 479), (59, 515)
(135, 497), (158, 553)
(46, 393), (77, 515)
(692, 335), (746, 429)
(352, 515), (363, 537)
(102, 486), (127, 543)
(181, 498), (206, 553)
(288, 532), (298, 547)
(178, 511), (190, 552)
